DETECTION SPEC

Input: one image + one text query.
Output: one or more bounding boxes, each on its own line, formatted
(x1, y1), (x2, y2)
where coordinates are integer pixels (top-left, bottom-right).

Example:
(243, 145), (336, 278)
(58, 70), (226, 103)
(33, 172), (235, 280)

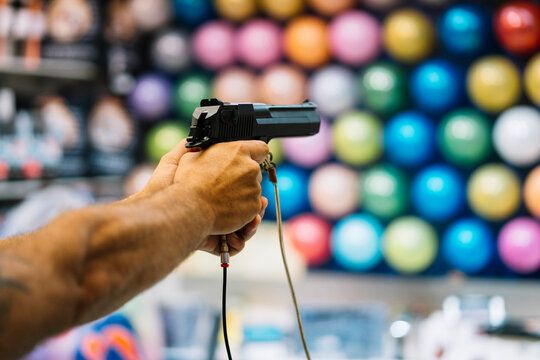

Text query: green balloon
(173, 72), (212, 121)
(438, 108), (492, 166)
(268, 139), (285, 165)
(383, 217), (438, 274)
(333, 111), (383, 166)
(360, 62), (408, 115)
(145, 121), (189, 163)
(361, 164), (408, 219)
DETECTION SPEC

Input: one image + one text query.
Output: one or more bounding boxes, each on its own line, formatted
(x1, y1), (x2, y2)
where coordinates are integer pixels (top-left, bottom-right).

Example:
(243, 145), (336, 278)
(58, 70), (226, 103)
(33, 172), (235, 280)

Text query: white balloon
(308, 163), (359, 219)
(151, 29), (191, 73)
(493, 106), (540, 166)
(308, 65), (358, 118)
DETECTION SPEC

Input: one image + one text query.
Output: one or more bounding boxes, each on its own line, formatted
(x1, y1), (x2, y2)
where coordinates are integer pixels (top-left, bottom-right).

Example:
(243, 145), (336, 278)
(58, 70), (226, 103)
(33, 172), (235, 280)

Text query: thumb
(146, 139), (190, 191)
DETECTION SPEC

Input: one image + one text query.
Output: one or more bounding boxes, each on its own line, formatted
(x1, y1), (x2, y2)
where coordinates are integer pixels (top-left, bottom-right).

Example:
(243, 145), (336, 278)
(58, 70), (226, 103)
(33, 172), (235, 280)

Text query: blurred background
(2, 0), (540, 359)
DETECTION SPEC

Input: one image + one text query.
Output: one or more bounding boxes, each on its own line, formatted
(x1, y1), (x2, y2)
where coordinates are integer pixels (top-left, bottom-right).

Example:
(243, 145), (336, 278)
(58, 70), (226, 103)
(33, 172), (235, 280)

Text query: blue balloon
(411, 164), (465, 221)
(262, 164), (309, 220)
(443, 218), (494, 273)
(173, 0), (213, 26)
(384, 111), (436, 167)
(439, 4), (491, 56)
(331, 214), (383, 271)
(410, 60), (464, 113)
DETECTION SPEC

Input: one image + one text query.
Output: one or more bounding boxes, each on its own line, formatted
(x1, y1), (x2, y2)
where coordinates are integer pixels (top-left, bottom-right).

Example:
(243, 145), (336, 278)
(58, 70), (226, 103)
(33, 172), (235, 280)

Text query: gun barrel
(252, 102), (320, 141)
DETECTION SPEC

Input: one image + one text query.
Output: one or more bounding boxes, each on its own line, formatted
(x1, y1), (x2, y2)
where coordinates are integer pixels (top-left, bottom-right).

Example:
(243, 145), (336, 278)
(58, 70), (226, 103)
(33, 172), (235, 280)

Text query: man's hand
(138, 139), (269, 256)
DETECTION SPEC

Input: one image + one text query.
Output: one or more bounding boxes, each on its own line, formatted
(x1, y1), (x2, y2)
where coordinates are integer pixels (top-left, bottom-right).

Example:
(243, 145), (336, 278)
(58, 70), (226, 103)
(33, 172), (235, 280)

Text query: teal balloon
(361, 164), (408, 219)
(438, 108), (491, 166)
(173, 72), (212, 121)
(360, 62), (408, 115)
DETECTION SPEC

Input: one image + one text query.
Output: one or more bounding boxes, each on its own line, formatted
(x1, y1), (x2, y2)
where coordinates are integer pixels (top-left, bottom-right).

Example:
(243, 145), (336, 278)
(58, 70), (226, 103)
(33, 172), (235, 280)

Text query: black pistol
(185, 98), (320, 149)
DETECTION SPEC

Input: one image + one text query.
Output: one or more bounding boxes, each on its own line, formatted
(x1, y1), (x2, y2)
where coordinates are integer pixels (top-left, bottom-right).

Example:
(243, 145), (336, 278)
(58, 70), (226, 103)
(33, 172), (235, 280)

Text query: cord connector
(220, 235), (229, 268)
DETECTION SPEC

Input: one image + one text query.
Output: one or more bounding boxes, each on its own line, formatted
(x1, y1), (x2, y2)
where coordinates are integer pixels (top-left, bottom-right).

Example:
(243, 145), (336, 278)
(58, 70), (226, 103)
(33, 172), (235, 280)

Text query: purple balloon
(192, 20), (235, 70)
(498, 217), (540, 274)
(129, 74), (172, 121)
(328, 10), (381, 66)
(282, 117), (332, 168)
(236, 19), (282, 68)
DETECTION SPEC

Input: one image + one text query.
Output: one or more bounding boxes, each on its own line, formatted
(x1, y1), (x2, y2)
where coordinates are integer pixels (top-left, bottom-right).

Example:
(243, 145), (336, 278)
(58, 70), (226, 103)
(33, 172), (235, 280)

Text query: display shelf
(0, 175), (125, 201)
(0, 57), (98, 81)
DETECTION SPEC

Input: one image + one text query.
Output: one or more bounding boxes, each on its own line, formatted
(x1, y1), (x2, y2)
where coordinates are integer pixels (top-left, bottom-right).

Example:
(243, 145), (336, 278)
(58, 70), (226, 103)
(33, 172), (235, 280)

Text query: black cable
(222, 266), (233, 360)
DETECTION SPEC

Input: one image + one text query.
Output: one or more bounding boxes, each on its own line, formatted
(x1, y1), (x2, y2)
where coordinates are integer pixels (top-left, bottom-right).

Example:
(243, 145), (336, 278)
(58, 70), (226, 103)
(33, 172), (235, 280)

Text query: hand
(136, 139), (269, 255)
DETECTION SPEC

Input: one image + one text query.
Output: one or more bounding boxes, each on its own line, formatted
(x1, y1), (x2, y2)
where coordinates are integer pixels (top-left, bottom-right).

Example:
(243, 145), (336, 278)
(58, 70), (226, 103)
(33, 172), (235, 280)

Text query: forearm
(0, 185), (212, 359)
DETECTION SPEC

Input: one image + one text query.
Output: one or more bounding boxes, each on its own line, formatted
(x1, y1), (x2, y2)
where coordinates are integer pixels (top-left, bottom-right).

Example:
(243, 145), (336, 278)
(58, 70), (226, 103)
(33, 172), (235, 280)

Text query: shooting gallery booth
(2, 0), (540, 359)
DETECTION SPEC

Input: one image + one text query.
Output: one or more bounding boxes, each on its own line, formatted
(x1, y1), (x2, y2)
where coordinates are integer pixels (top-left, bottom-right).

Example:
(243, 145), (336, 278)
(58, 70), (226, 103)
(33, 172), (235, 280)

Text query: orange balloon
(260, 0), (304, 20)
(284, 16), (330, 69)
(525, 166), (540, 219)
(257, 63), (307, 105)
(212, 67), (258, 103)
(308, 0), (355, 16)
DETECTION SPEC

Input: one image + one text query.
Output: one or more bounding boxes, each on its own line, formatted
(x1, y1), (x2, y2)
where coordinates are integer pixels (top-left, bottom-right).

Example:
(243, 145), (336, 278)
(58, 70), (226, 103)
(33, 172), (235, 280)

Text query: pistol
(185, 98), (320, 149)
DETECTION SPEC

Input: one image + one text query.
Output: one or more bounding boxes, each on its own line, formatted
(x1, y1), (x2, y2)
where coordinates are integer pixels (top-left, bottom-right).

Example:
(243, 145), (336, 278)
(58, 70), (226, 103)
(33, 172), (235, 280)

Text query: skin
(0, 139), (269, 360)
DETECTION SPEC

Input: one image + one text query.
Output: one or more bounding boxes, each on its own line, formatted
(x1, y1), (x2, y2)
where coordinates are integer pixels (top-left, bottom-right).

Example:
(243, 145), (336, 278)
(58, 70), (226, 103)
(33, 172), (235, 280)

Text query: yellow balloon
(214, 0), (257, 21)
(260, 0), (304, 20)
(467, 56), (521, 113)
(467, 163), (521, 221)
(383, 9), (435, 63)
(525, 53), (540, 107)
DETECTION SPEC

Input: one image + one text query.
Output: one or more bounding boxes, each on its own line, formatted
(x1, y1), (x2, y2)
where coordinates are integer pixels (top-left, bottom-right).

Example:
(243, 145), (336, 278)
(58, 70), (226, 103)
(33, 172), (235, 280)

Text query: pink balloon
(498, 217), (540, 274)
(236, 19), (282, 68)
(328, 10), (381, 65)
(192, 21), (235, 70)
(282, 117), (332, 168)
(286, 213), (332, 266)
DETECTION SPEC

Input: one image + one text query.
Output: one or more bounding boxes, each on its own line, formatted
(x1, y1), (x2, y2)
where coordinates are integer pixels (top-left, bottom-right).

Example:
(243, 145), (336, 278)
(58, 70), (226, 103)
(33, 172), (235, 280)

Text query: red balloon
(494, 1), (540, 55)
(286, 214), (332, 266)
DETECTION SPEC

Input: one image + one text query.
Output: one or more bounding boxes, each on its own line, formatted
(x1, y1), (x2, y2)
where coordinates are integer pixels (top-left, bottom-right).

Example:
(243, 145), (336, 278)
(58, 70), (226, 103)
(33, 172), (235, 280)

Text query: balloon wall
(131, 0), (540, 279)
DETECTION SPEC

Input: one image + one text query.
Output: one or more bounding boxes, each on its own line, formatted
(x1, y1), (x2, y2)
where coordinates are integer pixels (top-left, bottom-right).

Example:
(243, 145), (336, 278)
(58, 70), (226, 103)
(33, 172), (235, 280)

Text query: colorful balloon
(132, 0), (171, 31)
(145, 122), (188, 163)
(361, 164), (408, 219)
(282, 117), (332, 168)
(525, 54), (540, 107)
(172, 0), (212, 25)
(262, 165), (309, 220)
(257, 64), (307, 105)
(212, 67), (258, 103)
(268, 139), (285, 165)
(467, 164), (521, 221)
(438, 3), (491, 56)
(124, 164), (155, 196)
(493, 106), (540, 167)
(308, 0), (354, 16)
(173, 72), (212, 121)
(383, 9), (435, 63)
(309, 163), (359, 219)
(286, 213), (332, 266)
(215, 0), (256, 22)
(384, 111), (436, 167)
(332, 214), (383, 271)
(283, 16), (330, 69)
(525, 166), (540, 219)
(383, 217), (438, 274)
(260, 0), (304, 20)
(151, 29), (190, 73)
(438, 108), (491, 166)
(410, 59), (464, 113)
(236, 19), (282, 68)
(363, 0), (402, 12)
(411, 164), (466, 221)
(443, 218), (494, 274)
(328, 10), (381, 66)
(494, 1), (540, 55)
(360, 61), (408, 115)
(333, 111), (383, 166)
(128, 74), (172, 121)
(498, 217), (540, 274)
(467, 56), (521, 113)
(308, 65), (357, 117)
(191, 21), (235, 70)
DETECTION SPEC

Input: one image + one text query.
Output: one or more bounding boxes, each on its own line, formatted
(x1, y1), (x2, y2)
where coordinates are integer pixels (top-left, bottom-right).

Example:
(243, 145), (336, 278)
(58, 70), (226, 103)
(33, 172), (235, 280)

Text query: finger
(238, 140), (270, 164)
(257, 167), (263, 183)
(159, 139), (189, 167)
(238, 214), (262, 241)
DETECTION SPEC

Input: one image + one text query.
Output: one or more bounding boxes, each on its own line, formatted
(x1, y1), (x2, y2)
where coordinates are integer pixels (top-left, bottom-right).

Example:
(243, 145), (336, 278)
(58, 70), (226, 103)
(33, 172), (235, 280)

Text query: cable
(269, 167), (312, 360)
(222, 265), (233, 360)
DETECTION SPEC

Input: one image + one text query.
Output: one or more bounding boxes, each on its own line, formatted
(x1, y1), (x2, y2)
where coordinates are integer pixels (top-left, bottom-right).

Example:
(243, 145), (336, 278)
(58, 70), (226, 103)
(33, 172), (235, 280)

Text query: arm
(0, 140), (269, 360)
